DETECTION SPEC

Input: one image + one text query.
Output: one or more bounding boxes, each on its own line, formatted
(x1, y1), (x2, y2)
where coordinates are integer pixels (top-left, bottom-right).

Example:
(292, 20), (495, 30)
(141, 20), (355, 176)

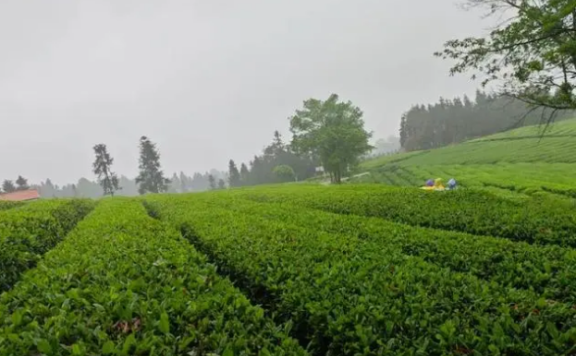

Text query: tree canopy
(2, 180), (16, 193)
(273, 165), (296, 182)
(435, 0), (576, 122)
(135, 136), (170, 195)
(399, 89), (574, 151)
(289, 94), (372, 183)
(15, 176), (29, 191)
(228, 160), (241, 187)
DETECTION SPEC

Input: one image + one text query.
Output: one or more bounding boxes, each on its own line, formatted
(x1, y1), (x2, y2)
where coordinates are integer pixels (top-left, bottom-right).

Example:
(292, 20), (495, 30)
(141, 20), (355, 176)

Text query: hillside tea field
(358, 119), (576, 198)
(2, 185), (576, 355)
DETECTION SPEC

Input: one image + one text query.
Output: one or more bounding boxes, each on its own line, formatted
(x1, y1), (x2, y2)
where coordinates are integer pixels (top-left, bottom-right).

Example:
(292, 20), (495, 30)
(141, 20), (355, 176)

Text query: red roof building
(0, 189), (40, 201)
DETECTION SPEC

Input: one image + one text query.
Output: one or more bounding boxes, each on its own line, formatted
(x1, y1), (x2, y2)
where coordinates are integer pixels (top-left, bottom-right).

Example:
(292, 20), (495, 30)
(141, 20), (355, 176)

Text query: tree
(208, 174), (216, 190)
(92, 144), (120, 196)
(289, 94), (373, 183)
(2, 180), (16, 193)
(15, 176), (29, 191)
(228, 159), (241, 187)
(398, 90), (574, 151)
(435, 0), (576, 124)
(273, 165), (296, 182)
(240, 163), (250, 185)
(218, 178), (226, 189)
(135, 136), (170, 195)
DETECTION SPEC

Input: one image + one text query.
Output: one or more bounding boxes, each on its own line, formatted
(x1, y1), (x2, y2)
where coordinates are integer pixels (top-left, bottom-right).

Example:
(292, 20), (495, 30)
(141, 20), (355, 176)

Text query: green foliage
(289, 94), (372, 183)
(136, 136), (170, 195)
(239, 184), (576, 247)
(239, 131), (317, 186)
(435, 0), (576, 114)
(273, 164), (295, 182)
(399, 90), (575, 151)
(359, 119), (576, 196)
(147, 192), (576, 355)
(93, 143), (121, 196)
(0, 201), (23, 211)
(0, 199), (306, 355)
(0, 199), (96, 291)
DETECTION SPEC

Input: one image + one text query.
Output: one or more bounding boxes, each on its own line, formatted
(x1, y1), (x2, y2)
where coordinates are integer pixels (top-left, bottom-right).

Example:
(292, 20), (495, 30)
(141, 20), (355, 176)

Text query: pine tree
(228, 159), (241, 187)
(15, 176), (29, 191)
(208, 174), (216, 190)
(240, 163), (250, 186)
(135, 136), (170, 195)
(92, 144), (120, 196)
(2, 180), (16, 193)
(179, 171), (188, 192)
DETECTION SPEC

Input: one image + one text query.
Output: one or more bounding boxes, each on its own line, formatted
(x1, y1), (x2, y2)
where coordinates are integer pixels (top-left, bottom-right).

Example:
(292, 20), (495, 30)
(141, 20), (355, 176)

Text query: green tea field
(1, 182), (576, 355)
(357, 119), (576, 198)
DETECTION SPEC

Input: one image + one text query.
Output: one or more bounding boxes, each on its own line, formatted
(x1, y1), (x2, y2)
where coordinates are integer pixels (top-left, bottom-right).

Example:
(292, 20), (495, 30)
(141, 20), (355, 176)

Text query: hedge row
(0, 199), (96, 292)
(193, 194), (576, 303)
(0, 198), (307, 355)
(147, 194), (576, 355)
(236, 185), (576, 247)
(0, 201), (23, 211)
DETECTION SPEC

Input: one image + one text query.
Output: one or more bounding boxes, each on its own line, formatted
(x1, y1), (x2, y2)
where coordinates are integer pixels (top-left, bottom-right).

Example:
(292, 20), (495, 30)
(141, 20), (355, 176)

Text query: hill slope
(357, 119), (576, 197)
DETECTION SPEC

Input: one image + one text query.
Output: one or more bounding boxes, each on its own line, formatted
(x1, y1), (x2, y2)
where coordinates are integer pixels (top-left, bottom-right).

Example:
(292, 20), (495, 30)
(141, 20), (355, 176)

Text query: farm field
(2, 183), (576, 355)
(358, 119), (576, 197)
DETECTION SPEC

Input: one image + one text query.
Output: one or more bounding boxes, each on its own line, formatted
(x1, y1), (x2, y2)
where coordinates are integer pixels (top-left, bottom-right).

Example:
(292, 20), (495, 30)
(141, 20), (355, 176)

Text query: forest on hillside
(399, 91), (575, 152)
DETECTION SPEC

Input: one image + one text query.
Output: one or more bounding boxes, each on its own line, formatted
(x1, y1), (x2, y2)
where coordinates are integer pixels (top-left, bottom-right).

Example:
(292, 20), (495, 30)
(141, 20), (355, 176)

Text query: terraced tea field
(358, 119), (576, 197)
(2, 184), (576, 355)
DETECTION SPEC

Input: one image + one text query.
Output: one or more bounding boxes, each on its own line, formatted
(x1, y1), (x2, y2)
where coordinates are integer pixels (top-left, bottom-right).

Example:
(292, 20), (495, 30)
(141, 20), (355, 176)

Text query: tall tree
(240, 163), (250, 185)
(208, 174), (216, 190)
(218, 178), (226, 190)
(228, 159), (241, 187)
(15, 176), (29, 191)
(92, 144), (120, 196)
(179, 171), (188, 192)
(2, 180), (16, 193)
(135, 136), (170, 195)
(435, 0), (576, 124)
(289, 94), (372, 183)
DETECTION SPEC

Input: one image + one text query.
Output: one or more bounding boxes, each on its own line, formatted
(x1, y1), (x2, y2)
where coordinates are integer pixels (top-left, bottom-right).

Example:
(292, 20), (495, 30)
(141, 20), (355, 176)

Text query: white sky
(0, 0), (491, 185)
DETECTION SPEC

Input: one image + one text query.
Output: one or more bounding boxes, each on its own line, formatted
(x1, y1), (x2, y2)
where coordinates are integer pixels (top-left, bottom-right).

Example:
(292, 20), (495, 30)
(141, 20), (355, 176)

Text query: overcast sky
(0, 0), (491, 185)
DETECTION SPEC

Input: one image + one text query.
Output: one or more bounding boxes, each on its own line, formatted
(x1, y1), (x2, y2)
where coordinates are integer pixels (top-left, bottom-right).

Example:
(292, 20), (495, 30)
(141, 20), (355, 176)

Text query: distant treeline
(228, 131), (319, 187)
(34, 171), (227, 198)
(399, 90), (575, 152)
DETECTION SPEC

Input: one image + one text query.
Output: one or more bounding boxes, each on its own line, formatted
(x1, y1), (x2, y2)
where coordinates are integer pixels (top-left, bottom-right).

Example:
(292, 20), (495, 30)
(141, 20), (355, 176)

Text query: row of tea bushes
(0, 199), (96, 291)
(0, 198), (306, 355)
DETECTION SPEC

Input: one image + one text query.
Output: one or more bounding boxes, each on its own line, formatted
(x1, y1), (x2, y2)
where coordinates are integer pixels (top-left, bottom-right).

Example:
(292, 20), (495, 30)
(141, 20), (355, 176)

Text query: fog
(0, 0), (489, 184)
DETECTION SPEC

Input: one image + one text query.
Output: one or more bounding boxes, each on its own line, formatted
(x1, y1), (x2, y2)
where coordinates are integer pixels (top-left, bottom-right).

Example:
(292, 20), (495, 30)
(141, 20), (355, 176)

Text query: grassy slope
(357, 119), (576, 196)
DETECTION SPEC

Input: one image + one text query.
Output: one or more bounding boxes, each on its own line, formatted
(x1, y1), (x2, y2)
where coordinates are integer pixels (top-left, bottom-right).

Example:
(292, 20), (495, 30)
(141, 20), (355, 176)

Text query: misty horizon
(1, 0), (491, 186)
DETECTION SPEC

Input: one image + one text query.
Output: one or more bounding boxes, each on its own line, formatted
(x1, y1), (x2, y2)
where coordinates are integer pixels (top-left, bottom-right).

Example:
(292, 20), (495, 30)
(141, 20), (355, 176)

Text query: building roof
(0, 189), (40, 201)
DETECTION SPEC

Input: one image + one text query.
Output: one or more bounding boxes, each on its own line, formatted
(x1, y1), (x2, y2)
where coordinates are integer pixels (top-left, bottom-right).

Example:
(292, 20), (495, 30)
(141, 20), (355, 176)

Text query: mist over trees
(228, 130), (318, 187)
(1, 180), (16, 193)
(0, 176), (29, 194)
(399, 90), (575, 152)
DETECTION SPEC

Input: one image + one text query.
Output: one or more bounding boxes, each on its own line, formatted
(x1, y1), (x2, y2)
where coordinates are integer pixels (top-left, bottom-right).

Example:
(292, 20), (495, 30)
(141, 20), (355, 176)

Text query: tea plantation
(357, 119), (576, 198)
(1, 182), (576, 355)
